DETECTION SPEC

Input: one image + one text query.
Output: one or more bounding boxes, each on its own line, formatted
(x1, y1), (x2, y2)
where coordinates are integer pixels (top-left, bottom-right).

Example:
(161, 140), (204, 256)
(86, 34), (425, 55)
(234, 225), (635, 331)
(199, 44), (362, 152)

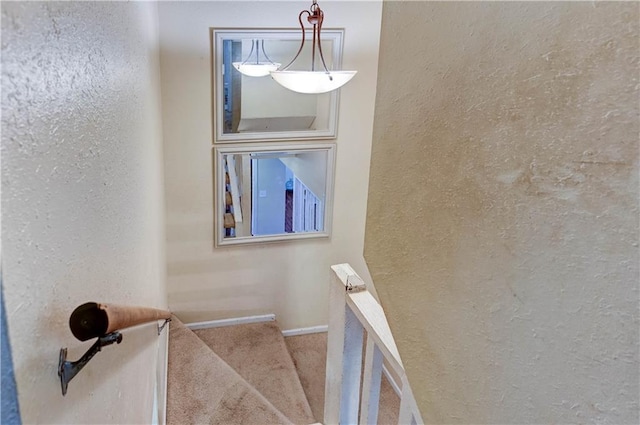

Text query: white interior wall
(1, 2), (167, 424)
(159, 1), (382, 329)
(279, 151), (327, 199)
(252, 158), (287, 236)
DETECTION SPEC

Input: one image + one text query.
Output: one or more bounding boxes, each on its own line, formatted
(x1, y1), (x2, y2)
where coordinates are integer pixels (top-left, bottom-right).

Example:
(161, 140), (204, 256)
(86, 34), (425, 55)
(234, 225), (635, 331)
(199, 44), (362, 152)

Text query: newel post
(324, 264), (366, 424)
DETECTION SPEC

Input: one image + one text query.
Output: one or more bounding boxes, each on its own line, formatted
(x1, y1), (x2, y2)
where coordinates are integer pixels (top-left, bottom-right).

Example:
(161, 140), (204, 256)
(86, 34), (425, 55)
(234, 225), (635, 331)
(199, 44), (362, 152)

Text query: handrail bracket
(158, 318), (171, 336)
(58, 332), (122, 396)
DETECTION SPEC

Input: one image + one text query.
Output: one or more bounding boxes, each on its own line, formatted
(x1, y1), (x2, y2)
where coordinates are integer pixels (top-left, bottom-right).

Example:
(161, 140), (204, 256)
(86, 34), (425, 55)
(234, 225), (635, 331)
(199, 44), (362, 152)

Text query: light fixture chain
(281, 10), (309, 71)
(315, 7), (330, 74)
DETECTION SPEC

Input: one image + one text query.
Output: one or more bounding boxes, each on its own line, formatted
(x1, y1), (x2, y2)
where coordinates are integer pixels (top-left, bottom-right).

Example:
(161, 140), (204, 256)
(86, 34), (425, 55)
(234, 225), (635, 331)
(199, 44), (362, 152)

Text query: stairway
(166, 316), (400, 424)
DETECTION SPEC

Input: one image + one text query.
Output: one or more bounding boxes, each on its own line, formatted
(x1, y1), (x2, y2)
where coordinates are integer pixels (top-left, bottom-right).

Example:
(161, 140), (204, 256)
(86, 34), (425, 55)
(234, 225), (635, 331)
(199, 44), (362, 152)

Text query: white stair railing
(324, 264), (423, 425)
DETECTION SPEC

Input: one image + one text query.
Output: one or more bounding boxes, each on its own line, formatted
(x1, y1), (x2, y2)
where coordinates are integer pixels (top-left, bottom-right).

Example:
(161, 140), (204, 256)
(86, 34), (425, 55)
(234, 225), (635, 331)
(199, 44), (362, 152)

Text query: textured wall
(366, 2), (638, 424)
(1, 2), (167, 423)
(159, 1), (382, 329)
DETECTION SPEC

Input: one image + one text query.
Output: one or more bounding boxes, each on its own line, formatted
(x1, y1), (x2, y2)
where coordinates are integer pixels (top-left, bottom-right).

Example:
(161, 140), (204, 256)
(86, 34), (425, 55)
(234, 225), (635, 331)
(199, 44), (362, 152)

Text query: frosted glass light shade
(233, 62), (281, 77)
(270, 70), (357, 94)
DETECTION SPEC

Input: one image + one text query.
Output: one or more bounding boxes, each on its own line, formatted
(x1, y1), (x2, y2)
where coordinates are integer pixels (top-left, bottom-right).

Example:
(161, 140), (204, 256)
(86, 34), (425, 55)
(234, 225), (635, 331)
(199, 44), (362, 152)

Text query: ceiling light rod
(280, 0), (330, 74)
(239, 39), (276, 67)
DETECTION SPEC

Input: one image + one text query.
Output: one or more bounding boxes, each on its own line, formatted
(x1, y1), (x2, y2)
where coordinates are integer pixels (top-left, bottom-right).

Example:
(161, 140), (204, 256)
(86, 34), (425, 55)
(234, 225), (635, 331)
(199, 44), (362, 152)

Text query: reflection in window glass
(222, 150), (327, 239)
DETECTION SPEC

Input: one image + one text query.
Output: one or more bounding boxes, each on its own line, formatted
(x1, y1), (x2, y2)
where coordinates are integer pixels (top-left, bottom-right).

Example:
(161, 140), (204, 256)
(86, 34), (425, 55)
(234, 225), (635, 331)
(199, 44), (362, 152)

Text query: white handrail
(324, 263), (423, 425)
(346, 290), (403, 377)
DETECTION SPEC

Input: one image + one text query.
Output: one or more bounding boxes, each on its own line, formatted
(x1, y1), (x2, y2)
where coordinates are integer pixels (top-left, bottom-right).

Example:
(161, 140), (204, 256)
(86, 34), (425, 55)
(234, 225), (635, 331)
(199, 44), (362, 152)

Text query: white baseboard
(382, 364), (402, 397)
(184, 314), (328, 338)
(281, 325), (328, 337)
(185, 314), (275, 330)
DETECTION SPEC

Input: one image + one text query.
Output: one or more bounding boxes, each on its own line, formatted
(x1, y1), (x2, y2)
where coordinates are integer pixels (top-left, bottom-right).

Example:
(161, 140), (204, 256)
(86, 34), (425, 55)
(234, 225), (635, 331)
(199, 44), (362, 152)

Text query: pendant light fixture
(270, 0), (356, 94)
(233, 39), (281, 77)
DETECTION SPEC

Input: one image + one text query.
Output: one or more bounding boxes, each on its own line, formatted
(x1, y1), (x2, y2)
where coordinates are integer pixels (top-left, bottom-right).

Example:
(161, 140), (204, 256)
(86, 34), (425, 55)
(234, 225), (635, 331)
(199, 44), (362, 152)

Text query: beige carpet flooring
(285, 332), (401, 424)
(168, 317), (401, 424)
(167, 317), (292, 425)
(194, 322), (315, 425)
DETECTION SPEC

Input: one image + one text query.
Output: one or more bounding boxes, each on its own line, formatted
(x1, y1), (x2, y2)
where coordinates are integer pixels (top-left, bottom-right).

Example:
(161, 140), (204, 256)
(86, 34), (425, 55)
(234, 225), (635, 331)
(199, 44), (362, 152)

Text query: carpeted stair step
(283, 333), (328, 422)
(285, 332), (401, 424)
(194, 321), (316, 425)
(167, 317), (293, 425)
